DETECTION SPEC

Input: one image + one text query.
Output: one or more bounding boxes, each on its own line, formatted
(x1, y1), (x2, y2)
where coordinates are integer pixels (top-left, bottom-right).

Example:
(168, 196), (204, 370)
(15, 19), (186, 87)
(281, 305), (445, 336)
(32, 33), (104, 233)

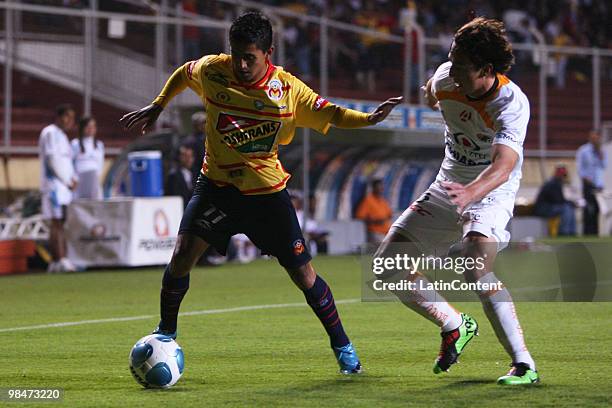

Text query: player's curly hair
(452, 17), (515, 74)
(229, 11), (273, 51)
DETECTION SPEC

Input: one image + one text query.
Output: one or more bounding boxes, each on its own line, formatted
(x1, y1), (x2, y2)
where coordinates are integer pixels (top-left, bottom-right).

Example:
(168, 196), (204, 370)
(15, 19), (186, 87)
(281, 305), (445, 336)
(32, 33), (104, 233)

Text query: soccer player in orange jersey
(375, 18), (539, 385)
(121, 11), (401, 375)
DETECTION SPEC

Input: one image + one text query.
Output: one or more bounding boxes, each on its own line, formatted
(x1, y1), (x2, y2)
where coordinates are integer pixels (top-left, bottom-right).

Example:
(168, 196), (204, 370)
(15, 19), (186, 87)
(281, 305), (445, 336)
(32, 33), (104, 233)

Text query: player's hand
(421, 85), (439, 111)
(68, 179), (78, 191)
(441, 181), (475, 214)
(368, 96), (403, 124)
(120, 104), (163, 134)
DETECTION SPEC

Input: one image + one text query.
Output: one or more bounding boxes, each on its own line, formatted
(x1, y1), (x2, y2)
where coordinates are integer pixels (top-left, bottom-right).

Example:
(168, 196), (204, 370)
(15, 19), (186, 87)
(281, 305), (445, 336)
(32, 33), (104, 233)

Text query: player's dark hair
(452, 17), (515, 74)
(78, 116), (98, 154)
(56, 103), (74, 117)
(229, 11), (273, 51)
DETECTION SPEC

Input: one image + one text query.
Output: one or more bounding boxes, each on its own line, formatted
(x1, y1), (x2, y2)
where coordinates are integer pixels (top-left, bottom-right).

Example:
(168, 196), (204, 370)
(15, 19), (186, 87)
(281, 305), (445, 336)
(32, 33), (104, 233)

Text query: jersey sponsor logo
(495, 132), (520, 145)
(216, 113), (280, 153)
(266, 79), (284, 101)
(452, 132), (481, 151)
(446, 143), (492, 166)
(254, 99), (287, 111)
(206, 70), (229, 86)
(216, 91), (231, 103)
(459, 110), (472, 122)
(293, 239), (305, 255)
(313, 95), (328, 111)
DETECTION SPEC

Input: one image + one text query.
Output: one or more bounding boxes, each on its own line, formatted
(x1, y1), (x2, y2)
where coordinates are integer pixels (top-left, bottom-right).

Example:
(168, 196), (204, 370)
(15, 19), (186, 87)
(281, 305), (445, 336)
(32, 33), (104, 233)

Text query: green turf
(1, 256), (611, 407)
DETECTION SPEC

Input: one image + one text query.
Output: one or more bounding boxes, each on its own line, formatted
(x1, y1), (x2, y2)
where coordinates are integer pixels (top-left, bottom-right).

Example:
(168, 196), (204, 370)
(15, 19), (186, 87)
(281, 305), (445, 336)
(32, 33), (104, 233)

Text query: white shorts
(41, 191), (69, 220)
(391, 181), (513, 255)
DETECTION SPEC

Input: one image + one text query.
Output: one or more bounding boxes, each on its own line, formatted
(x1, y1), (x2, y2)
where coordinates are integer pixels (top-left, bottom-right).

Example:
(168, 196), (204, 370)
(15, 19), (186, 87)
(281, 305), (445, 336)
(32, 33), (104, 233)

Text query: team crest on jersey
(216, 92), (231, 103)
(216, 113), (280, 153)
(293, 239), (305, 255)
(266, 79), (284, 101)
(206, 70), (229, 86)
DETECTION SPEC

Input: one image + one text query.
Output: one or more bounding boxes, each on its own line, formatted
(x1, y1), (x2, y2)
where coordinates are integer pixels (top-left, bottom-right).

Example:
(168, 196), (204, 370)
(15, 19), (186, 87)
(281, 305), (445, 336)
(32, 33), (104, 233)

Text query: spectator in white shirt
(71, 116), (105, 200)
(39, 104), (78, 273)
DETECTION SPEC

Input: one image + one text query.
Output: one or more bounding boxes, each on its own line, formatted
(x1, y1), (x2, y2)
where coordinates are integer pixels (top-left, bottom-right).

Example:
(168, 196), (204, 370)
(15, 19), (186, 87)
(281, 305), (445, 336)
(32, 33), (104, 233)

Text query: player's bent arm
(464, 144), (518, 201)
(330, 96), (403, 128)
(423, 77), (439, 110)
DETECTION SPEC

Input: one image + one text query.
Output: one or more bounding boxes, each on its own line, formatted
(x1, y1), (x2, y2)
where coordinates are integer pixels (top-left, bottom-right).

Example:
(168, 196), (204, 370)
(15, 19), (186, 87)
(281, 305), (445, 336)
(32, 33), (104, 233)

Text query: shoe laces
(507, 362), (531, 376)
(438, 329), (459, 356)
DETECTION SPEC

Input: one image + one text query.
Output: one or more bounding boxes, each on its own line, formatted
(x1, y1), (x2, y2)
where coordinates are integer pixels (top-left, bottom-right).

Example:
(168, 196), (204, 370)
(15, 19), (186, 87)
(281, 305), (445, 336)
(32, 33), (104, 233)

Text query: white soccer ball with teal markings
(129, 334), (184, 388)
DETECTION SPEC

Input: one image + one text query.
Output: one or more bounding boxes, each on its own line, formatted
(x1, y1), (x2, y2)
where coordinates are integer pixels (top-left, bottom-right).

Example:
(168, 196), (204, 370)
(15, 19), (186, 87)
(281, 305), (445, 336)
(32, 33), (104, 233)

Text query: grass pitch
(1, 256), (611, 407)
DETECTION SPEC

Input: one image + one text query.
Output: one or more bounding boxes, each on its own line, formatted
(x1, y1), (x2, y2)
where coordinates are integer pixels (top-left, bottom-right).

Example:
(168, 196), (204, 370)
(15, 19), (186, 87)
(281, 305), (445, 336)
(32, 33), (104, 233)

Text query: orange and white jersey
(431, 61), (529, 195)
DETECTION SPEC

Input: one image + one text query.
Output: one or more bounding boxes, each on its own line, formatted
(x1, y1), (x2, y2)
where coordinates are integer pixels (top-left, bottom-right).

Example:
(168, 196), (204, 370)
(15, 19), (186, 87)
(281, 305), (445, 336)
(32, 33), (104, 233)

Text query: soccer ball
(129, 334), (184, 388)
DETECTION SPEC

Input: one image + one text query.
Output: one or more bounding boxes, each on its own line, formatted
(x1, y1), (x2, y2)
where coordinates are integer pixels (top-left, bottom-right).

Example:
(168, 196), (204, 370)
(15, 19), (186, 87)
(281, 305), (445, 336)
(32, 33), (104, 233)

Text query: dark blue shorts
(179, 175), (311, 269)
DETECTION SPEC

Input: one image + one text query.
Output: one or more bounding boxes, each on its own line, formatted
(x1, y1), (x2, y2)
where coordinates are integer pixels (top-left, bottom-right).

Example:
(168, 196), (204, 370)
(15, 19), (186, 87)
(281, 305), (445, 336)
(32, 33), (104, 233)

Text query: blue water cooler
(128, 151), (164, 197)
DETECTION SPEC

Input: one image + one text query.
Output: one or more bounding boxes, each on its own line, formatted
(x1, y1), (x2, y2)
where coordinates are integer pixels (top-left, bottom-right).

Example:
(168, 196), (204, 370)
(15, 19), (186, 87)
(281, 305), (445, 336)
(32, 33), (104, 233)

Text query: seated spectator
(165, 144), (195, 208)
(355, 179), (393, 244)
(533, 165), (576, 236)
(71, 116), (104, 200)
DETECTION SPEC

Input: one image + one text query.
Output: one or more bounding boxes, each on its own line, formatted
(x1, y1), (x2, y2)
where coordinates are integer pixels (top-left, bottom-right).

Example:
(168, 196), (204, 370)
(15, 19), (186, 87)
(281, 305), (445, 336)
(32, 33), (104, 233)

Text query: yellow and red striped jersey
(155, 54), (338, 195)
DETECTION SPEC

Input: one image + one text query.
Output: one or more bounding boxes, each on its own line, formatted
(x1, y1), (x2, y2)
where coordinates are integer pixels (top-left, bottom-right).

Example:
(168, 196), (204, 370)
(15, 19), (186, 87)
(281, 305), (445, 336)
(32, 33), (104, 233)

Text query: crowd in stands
(178, 0), (611, 91)
(26, 1), (611, 91)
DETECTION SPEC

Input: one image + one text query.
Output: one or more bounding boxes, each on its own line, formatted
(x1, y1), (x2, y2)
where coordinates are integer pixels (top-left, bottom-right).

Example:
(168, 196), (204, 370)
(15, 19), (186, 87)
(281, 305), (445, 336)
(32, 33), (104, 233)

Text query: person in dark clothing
(576, 130), (607, 235)
(165, 145), (195, 208)
(533, 165), (576, 236)
(183, 111), (206, 181)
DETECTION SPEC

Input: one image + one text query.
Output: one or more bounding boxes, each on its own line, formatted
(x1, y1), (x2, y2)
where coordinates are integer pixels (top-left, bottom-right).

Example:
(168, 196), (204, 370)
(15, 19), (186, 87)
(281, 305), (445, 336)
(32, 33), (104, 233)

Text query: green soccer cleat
(433, 313), (478, 374)
(497, 363), (540, 385)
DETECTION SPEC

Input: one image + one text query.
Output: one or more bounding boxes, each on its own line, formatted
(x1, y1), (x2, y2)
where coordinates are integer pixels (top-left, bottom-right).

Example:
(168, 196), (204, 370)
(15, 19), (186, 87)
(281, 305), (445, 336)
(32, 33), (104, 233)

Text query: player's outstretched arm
(366, 96), (403, 124)
(331, 96), (403, 128)
(120, 63), (190, 134)
(442, 144), (518, 213)
(119, 103), (163, 134)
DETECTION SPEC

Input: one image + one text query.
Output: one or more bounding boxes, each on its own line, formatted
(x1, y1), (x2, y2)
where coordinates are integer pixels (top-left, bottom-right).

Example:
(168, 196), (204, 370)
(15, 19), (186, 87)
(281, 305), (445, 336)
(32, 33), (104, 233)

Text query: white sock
(477, 272), (536, 370)
(394, 273), (463, 332)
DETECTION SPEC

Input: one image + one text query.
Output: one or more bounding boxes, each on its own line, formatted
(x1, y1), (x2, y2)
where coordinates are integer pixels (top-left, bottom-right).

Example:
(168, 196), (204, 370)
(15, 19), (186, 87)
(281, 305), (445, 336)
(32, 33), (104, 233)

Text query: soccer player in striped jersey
(375, 17), (539, 385)
(121, 11), (401, 375)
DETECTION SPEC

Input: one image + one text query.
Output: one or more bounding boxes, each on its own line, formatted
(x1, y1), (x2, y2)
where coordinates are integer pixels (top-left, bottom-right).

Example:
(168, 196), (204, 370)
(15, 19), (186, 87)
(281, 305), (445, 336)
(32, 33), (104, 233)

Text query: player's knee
(169, 236), (199, 277)
(286, 262), (315, 290)
(461, 233), (490, 257)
